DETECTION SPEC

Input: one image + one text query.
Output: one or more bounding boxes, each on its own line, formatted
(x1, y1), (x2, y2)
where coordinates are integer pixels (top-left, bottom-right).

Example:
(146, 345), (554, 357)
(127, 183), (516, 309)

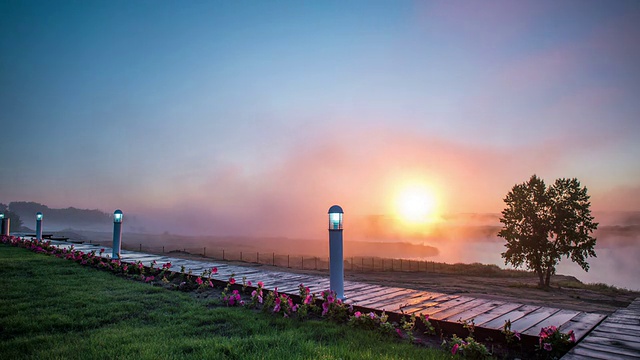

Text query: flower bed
(1, 235), (577, 359)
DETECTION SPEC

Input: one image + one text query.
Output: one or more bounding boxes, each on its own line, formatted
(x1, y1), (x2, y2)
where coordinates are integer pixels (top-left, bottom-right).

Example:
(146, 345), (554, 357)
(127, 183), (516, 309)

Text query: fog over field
(15, 205), (639, 291)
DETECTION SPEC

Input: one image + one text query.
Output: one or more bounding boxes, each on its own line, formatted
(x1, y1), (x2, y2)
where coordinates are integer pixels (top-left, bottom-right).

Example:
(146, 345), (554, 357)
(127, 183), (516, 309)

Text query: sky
(1, 0), (639, 238)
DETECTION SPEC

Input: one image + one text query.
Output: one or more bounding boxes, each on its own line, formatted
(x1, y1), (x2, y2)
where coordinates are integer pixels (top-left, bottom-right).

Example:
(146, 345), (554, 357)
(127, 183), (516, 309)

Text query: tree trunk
(545, 267), (552, 287)
(536, 267), (545, 287)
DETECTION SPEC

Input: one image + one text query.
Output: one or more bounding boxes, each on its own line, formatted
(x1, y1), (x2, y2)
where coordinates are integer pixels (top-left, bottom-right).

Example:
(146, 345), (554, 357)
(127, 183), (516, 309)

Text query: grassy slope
(0, 245), (449, 359)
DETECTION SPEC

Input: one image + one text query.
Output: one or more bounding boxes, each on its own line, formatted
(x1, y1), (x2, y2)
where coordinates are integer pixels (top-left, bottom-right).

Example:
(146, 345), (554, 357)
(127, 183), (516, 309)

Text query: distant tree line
(7, 201), (111, 229)
(0, 203), (24, 230)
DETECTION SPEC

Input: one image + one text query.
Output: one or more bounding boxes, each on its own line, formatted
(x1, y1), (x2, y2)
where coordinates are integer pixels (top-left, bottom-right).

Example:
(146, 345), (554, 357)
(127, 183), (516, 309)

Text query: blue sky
(1, 0), (639, 237)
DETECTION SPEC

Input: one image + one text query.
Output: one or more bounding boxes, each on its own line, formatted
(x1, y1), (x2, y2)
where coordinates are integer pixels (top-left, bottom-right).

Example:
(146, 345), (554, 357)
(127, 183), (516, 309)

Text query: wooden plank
(594, 323), (640, 334)
(479, 304), (540, 330)
(396, 292), (448, 313)
(559, 353), (600, 360)
(443, 300), (505, 323)
(603, 316), (640, 326)
(354, 289), (420, 307)
(454, 302), (522, 327)
(347, 287), (406, 303)
(559, 312), (607, 341)
(344, 283), (375, 294)
(434, 299), (494, 322)
(343, 286), (373, 298)
(522, 309), (580, 336)
(577, 339), (640, 358)
(420, 296), (476, 319)
(356, 291), (421, 311)
(570, 346), (638, 360)
(358, 291), (430, 313)
(509, 307), (561, 333)
(582, 334), (640, 352)
(590, 329), (640, 344)
(402, 294), (459, 315)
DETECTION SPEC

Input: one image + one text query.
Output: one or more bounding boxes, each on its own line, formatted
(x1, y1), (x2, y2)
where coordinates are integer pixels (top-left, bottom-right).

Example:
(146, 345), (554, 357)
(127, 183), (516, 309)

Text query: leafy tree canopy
(498, 175), (598, 287)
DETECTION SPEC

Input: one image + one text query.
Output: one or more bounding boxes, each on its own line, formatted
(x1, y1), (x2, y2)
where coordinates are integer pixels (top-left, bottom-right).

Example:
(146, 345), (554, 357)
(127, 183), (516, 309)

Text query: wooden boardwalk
(52, 241), (608, 347)
(561, 298), (640, 360)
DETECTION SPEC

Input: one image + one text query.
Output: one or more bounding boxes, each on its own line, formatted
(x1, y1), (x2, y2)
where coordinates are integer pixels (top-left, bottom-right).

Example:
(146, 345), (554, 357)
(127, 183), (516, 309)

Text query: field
(0, 244), (451, 359)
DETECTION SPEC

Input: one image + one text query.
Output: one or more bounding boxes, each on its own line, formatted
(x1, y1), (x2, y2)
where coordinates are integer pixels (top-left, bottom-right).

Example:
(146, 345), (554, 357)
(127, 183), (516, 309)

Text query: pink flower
(369, 312), (375, 319)
(452, 343), (459, 355)
(100, 248), (105, 254)
(258, 295), (263, 304)
(543, 343), (552, 351)
(514, 331), (521, 341)
(208, 280), (213, 287)
(257, 281), (264, 288)
(274, 298), (281, 313)
(196, 277), (203, 285)
(395, 328), (402, 337)
(292, 304), (298, 312)
(569, 330), (576, 343)
(304, 295), (312, 305)
(123, 265), (129, 271)
(327, 295), (335, 304)
(247, 281), (252, 286)
(163, 262), (172, 269)
(322, 302), (330, 316)
(229, 277), (236, 285)
(354, 311), (362, 319)
(211, 267), (217, 274)
(251, 290), (257, 297)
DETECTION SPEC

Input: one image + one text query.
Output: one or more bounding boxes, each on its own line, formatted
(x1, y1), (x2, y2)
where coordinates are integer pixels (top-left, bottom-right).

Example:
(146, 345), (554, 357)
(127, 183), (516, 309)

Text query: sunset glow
(394, 184), (439, 225)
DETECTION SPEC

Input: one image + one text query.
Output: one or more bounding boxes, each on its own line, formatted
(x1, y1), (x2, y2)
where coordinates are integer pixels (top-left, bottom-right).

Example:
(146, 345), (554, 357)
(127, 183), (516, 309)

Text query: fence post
(139, 244), (142, 252)
(400, 259), (403, 271)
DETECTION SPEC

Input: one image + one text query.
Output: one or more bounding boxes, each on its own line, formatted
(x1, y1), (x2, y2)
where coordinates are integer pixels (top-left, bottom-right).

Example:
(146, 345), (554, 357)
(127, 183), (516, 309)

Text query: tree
(0, 203), (24, 231)
(498, 175), (598, 287)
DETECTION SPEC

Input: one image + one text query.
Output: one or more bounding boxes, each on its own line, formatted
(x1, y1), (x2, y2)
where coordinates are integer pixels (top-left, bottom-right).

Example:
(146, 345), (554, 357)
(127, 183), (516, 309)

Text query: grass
(0, 245), (450, 359)
(555, 279), (631, 294)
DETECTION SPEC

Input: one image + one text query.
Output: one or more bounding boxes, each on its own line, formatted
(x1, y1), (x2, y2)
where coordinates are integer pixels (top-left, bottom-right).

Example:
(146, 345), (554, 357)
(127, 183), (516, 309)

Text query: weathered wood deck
(51, 241), (609, 349)
(561, 298), (640, 360)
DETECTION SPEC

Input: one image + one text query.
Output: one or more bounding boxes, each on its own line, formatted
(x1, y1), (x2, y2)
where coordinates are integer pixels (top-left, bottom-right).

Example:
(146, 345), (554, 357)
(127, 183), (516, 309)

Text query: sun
(395, 185), (438, 224)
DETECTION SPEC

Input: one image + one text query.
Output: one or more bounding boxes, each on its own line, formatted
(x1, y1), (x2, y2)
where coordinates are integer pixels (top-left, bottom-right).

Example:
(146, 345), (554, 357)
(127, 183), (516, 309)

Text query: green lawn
(0, 245), (451, 359)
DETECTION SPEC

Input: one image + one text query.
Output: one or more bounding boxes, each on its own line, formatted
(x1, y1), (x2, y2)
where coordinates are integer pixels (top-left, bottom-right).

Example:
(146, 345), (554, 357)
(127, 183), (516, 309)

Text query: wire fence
(90, 241), (448, 273)
(81, 240), (510, 276)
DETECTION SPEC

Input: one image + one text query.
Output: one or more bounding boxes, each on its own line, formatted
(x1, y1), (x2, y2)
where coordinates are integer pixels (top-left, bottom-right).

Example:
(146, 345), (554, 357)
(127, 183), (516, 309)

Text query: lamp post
(328, 205), (344, 300)
(112, 209), (123, 259)
(35, 212), (43, 240)
(0, 213), (8, 236)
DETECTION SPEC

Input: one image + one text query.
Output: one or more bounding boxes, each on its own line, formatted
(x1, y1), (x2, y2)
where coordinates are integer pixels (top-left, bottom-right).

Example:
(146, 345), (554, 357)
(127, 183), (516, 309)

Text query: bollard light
(0, 213), (6, 236)
(112, 209), (123, 260)
(328, 205), (345, 300)
(114, 210), (123, 223)
(329, 208), (343, 230)
(36, 212), (43, 241)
